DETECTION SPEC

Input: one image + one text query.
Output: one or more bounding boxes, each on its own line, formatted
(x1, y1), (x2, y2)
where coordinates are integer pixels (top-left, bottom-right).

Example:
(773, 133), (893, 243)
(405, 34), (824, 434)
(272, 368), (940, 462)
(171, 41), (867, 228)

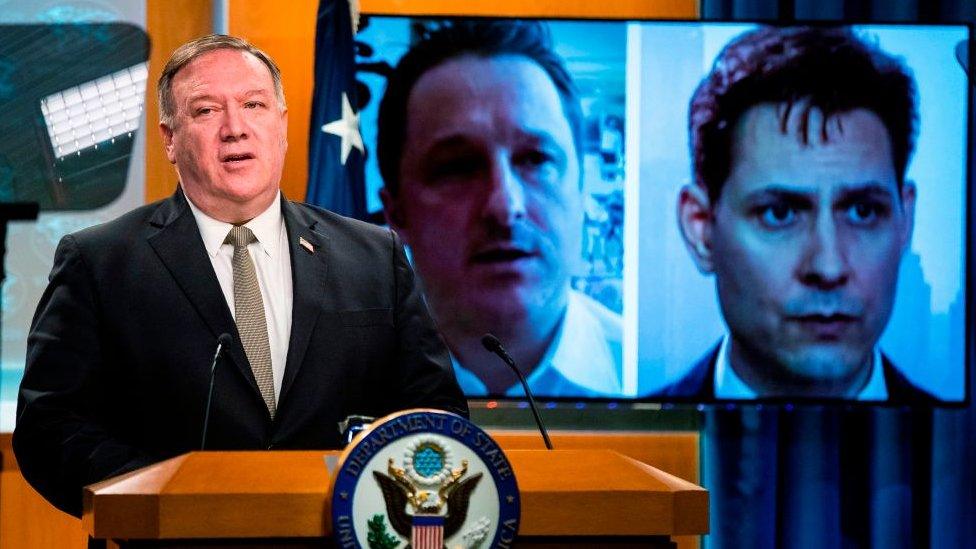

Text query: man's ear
(899, 179), (917, 251)
(159, 121), (176, 164)
(280, 107), (289, 149)
(677, 183), (716, 274)
(379, 187), (407, 233)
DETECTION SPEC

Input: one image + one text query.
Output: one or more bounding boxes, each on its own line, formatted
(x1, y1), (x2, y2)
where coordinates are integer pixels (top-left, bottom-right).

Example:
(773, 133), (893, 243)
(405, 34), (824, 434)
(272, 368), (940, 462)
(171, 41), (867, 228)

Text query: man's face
(160, 48), (287, 222)
(382, 55), (582, 331)
(683, 104), (915, 392)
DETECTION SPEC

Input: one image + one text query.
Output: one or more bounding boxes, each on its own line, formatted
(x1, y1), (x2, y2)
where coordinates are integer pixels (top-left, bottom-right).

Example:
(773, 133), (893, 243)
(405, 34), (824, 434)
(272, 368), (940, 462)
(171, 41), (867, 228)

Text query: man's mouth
(789, 313), (859, 338)
(221, 153), (255, 163)
(469, 247), (535, 264)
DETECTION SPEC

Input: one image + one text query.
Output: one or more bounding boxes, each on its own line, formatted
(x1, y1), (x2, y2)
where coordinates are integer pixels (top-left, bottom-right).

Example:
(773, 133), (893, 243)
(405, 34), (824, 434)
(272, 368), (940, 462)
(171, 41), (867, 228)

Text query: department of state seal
(331, 409), (520, 549)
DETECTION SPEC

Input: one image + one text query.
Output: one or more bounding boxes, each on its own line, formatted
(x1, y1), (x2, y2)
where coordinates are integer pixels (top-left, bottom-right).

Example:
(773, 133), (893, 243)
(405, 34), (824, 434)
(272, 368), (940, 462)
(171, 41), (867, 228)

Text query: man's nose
(219, 106), (248, 141)
(481, 158), (527, 227)
(798, 214), (851, 289)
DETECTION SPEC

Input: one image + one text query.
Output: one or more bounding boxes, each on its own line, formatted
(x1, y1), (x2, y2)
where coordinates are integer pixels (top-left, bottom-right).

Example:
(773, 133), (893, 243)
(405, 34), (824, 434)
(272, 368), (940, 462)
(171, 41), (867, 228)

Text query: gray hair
(157, 34), (286, 126)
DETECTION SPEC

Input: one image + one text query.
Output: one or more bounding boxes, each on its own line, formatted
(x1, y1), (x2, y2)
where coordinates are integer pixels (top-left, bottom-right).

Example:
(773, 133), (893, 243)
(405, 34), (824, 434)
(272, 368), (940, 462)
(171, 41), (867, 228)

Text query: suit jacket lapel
(279, 199), (330, 404)
(145, 189), (261, 397)
(665, 342), (719, 398)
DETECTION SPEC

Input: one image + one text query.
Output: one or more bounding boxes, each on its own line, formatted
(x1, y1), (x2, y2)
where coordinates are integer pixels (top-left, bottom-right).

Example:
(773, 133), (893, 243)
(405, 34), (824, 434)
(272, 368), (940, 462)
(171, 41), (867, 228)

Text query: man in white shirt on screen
(376, 20), (624, 398)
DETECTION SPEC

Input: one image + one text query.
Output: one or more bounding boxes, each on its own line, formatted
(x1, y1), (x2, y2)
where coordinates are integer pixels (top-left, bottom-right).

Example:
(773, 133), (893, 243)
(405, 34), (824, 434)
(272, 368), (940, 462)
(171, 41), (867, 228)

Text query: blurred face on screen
(160, 48), (288, 223)
(382, 55), (582, 336)
(679, 104), (915, 396)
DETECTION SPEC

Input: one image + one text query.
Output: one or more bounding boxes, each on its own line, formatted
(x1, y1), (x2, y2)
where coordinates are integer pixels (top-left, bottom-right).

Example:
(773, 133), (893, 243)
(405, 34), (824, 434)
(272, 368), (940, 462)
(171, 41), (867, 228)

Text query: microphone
(481, 333), (553, 450)
(201, 333), (233, 450)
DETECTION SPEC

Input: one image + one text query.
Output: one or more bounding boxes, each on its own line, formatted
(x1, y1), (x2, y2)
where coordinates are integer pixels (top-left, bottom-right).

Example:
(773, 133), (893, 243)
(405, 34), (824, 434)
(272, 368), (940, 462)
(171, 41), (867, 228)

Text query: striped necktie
(225, 225), (276, 418)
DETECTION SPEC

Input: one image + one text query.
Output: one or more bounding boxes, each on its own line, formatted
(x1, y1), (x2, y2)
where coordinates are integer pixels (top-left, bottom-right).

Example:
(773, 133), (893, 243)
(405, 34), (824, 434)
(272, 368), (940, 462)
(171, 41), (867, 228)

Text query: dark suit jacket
(13, 189), (467, 516)
(661, 342), (939, 404)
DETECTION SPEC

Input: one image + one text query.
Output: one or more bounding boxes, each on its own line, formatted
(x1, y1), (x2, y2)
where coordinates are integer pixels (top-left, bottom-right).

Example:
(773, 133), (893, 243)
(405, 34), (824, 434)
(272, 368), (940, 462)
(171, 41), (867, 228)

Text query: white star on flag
(320, 92), (364, 165)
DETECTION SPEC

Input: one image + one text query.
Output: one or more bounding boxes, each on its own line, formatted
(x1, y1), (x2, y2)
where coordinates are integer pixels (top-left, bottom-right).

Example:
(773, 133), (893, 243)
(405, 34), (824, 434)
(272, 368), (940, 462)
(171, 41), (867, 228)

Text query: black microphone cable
(481, 333), (554, 450)
(201, 333), (233, 450)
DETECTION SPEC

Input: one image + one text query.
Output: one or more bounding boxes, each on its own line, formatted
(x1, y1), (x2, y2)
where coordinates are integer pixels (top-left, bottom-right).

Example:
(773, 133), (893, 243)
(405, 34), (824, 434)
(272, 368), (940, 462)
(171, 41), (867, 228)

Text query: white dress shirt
(185, 192), (293, 399)
(713, 335), (888, 400)
(452, 290), (624, 398)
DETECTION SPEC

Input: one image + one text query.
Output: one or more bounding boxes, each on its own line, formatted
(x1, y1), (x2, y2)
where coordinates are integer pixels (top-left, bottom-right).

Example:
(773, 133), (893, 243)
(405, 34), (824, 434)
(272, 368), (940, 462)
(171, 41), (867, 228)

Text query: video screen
(351, 17), (970, 404)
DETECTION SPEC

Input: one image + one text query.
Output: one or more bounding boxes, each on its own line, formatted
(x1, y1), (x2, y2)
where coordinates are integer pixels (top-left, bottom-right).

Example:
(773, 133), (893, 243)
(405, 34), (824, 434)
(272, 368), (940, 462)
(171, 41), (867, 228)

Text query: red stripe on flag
(412, 525), (444, 549)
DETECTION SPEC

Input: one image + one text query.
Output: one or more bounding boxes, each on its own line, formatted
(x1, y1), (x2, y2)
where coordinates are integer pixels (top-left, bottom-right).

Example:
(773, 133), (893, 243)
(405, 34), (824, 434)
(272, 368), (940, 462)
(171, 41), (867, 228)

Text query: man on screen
(14, 34), (466, 517)
(671, 26), (936, 401)
(377, 21), (624, 397)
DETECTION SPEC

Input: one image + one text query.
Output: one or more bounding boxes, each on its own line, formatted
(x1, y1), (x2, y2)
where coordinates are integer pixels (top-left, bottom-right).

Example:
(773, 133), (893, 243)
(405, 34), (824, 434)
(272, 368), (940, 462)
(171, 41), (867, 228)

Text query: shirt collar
(714, 334), (888, 400)
(857, 347), (888, 400)
(451, 360), (489, 396)
(713, 336), (758, 399)
(451, 290), (622, 397)
(184, 190), (283, 259)
(545, 291), (621, 394)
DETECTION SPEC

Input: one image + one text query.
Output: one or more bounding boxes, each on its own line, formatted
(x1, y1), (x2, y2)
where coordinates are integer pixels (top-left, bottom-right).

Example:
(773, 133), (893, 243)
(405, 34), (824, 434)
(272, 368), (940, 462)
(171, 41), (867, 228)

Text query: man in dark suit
(670, 26), (935, 402)
(13, 34), (466, 517)
(663, 344), (937, 403)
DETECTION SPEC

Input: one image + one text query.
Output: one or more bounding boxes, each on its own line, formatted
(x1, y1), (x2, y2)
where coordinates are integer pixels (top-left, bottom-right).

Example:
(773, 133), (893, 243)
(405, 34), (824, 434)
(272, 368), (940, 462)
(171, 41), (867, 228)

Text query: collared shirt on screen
(452, 289), (624, 398)
(713, 335), (888, 400)
(185, 191), (294, 400)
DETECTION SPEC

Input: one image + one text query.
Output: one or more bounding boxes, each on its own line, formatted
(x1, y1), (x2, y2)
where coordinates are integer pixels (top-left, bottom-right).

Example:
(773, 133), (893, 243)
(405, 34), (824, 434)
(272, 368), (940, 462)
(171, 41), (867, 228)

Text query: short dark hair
(158, 34), (284, 126)
(689, 26), (918, 203)
(377, 20), (583, 196)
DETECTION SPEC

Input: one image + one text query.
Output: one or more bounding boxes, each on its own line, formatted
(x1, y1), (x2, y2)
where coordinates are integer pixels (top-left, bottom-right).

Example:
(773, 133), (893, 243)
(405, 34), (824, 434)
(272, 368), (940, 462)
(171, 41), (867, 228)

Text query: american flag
(306, 0), (367, 219)
(411, 514), (445, 549)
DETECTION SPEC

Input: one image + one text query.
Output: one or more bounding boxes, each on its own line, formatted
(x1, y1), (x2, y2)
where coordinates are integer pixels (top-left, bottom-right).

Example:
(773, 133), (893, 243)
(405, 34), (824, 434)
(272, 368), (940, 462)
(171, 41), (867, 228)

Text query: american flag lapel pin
(299, 236), (315, 254)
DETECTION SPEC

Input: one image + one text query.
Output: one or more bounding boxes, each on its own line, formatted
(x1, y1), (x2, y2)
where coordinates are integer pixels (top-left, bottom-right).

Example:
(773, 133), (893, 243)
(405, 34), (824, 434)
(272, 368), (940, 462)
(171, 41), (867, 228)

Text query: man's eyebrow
(833, 182), (897, 202)
(421, 134), (481, 156)
(741, 182), (897, 203)
(241, 89), (273, 98)
(741, 185), (817, 204)
(516, 127), (564, 147)
(186, 89), (271, 104)
(186, 93), (220, 105)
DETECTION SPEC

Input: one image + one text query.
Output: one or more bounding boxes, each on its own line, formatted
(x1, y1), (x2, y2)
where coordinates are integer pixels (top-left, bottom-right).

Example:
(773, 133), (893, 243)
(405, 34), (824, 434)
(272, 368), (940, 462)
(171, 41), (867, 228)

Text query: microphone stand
(481, 334), (553, 450)
(201, 333), (232, 450)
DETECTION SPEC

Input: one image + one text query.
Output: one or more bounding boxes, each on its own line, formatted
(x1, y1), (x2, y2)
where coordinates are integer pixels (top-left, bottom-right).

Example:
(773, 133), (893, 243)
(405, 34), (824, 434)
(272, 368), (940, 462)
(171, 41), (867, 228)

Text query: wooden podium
(82, 449), (707, 548)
